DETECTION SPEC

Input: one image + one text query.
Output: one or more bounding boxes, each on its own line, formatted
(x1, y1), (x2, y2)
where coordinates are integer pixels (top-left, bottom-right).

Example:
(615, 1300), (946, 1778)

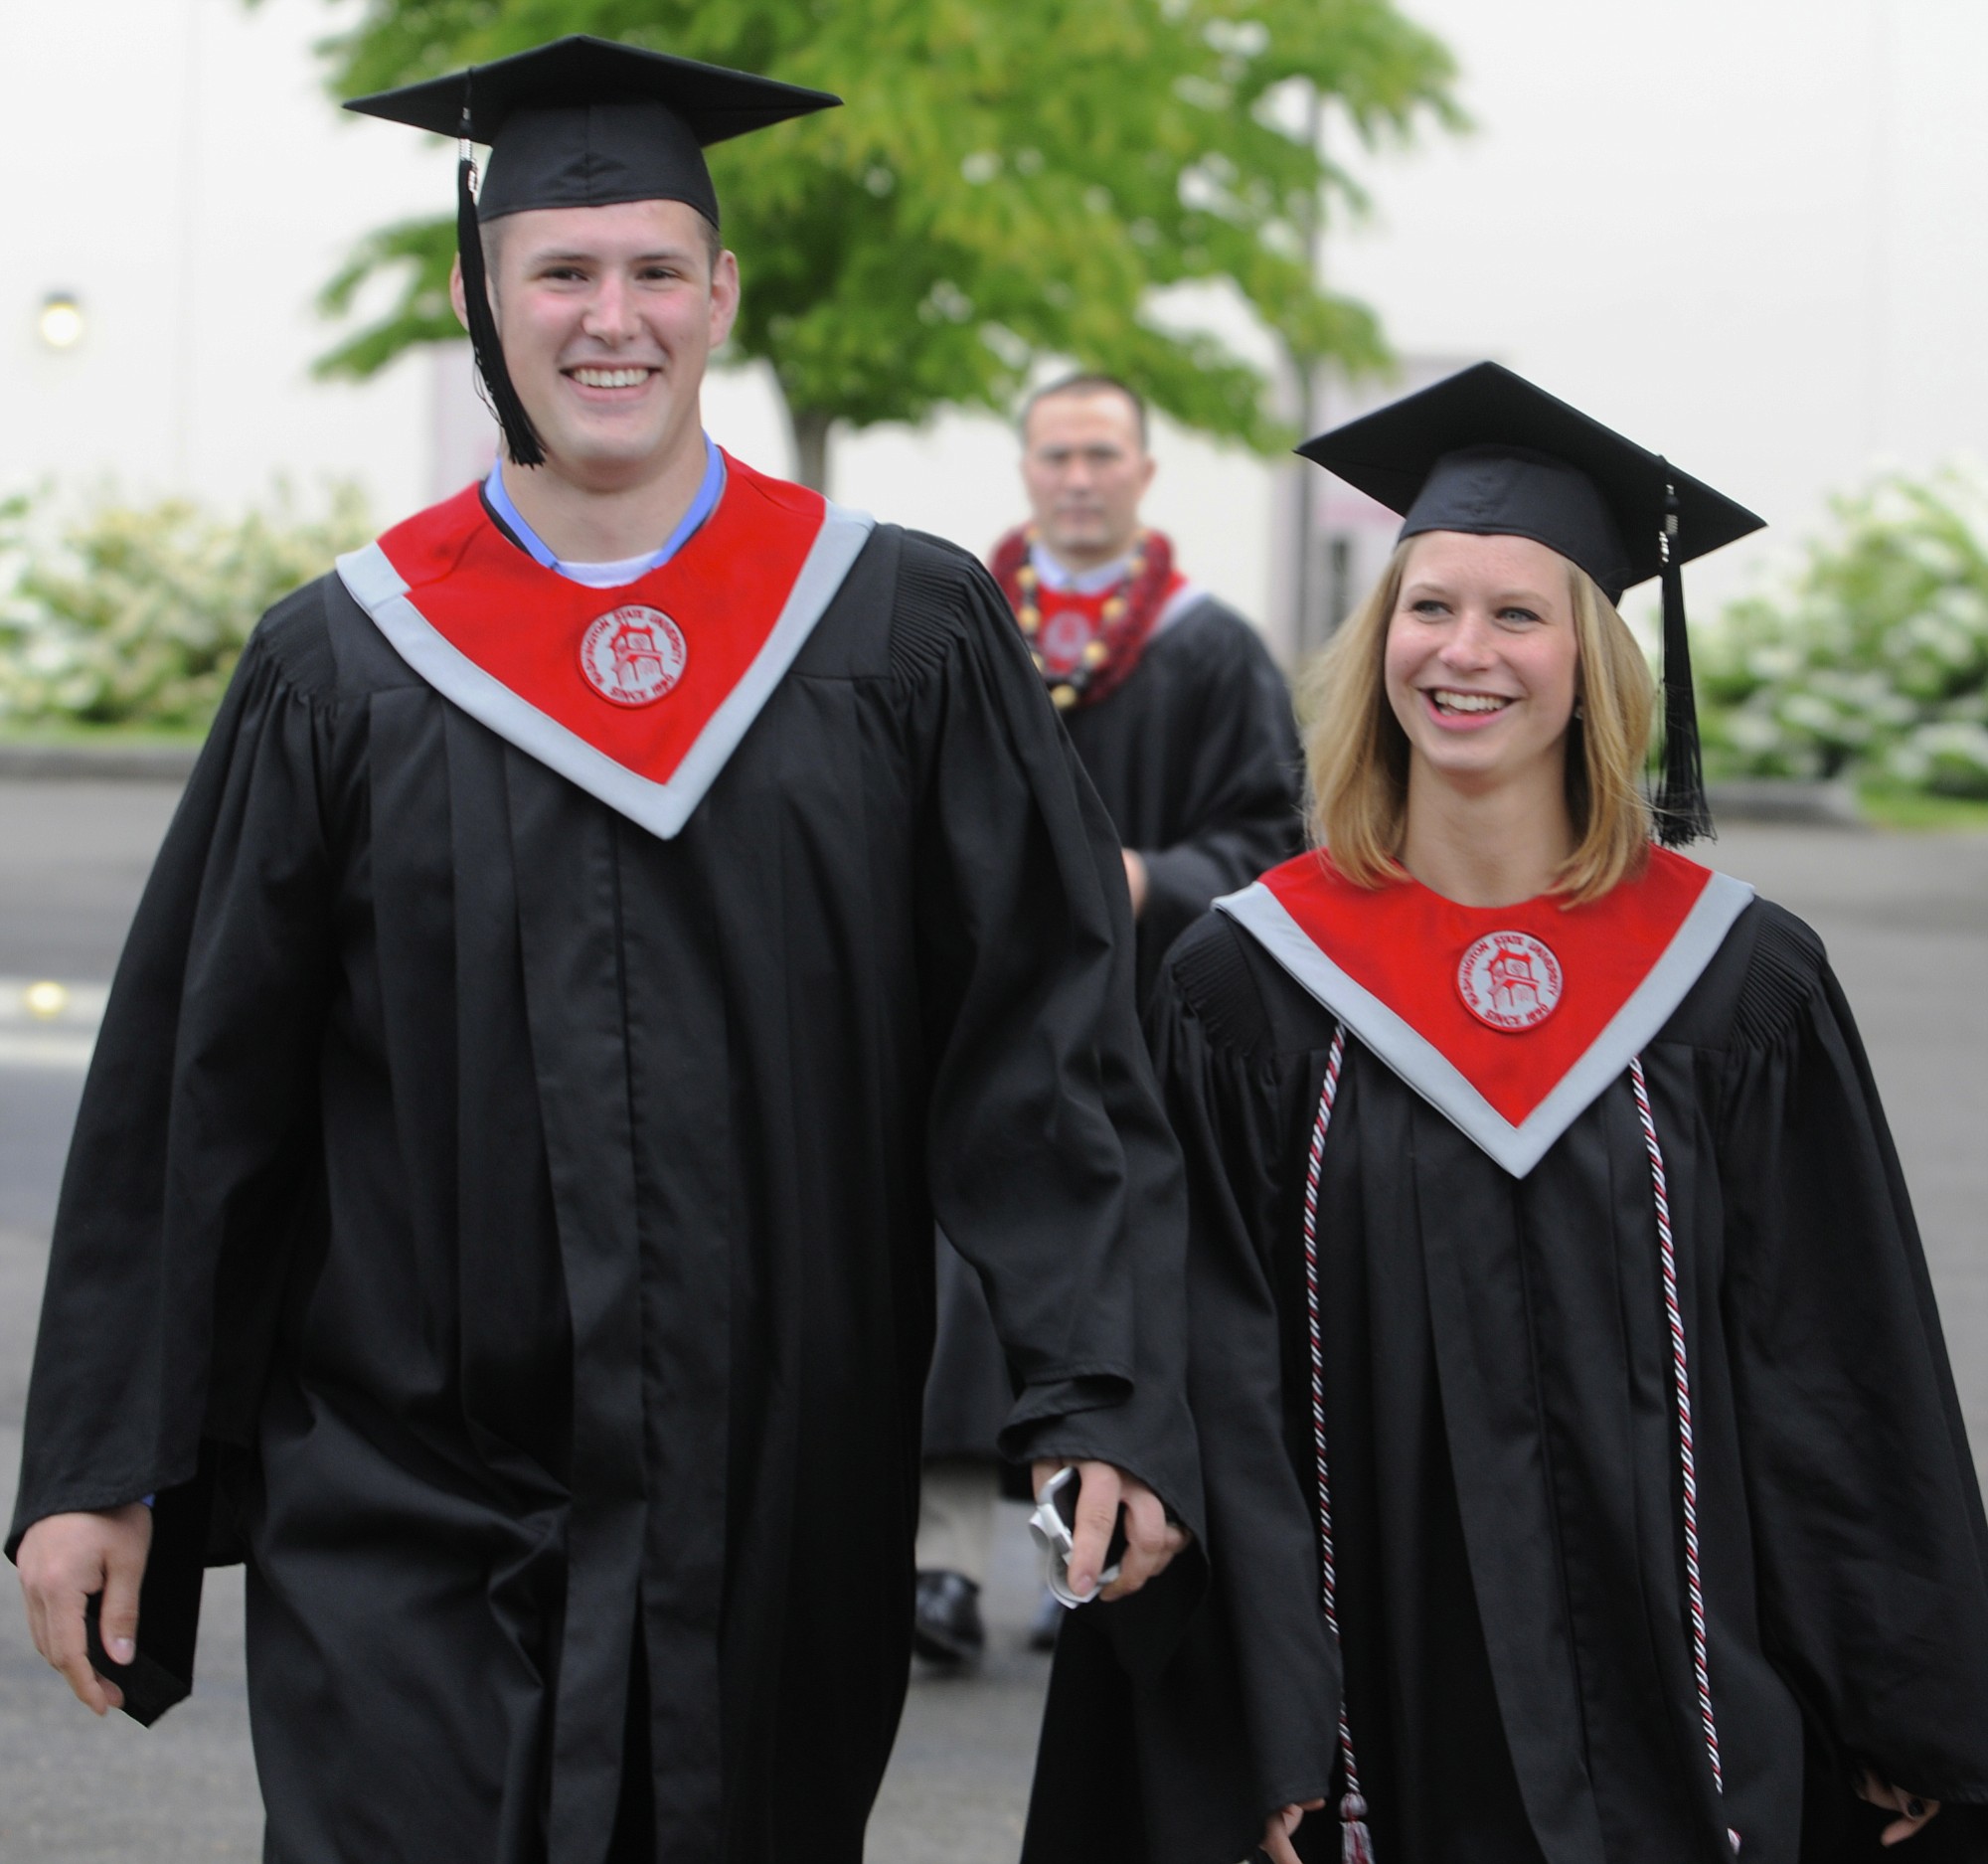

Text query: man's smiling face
(473, 196), (739, 489)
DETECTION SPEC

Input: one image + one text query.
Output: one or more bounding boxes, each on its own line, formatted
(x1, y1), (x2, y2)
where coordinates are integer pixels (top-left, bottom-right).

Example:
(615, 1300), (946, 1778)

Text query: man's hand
(1121, 849), (1148, 921)
(1859, 1771), (1941, 1846)
(1031, 1458), (1187, 1602)
(17, 1504), (152, 1716)
(1261, 1799), (1326, 1864)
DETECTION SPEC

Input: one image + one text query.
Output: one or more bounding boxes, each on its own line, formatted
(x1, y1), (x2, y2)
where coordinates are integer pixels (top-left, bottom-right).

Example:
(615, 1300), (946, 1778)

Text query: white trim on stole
(335, 503), (877, 841)
(1215, 870), (1756, 1178)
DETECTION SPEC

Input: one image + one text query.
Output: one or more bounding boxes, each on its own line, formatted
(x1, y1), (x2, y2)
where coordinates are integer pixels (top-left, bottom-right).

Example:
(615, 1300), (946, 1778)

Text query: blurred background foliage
(9, 3), (1986, 788)
(1698, 466), (1988, 801)
(0, 484), (371, 731)
(3, 460), (1986, 801)
(288, 0), (1467, 486)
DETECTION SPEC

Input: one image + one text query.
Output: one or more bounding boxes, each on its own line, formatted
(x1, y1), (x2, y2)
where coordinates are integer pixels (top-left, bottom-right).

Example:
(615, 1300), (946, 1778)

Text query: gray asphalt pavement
(0, 778), (1983, 1860)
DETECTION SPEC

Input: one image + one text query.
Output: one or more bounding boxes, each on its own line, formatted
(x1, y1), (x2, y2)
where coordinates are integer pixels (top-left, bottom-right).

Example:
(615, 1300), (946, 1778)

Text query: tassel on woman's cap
(343, 35), (842, 468)
(1652, 471), (1714, 845)
(1296, 362), (1764, 846)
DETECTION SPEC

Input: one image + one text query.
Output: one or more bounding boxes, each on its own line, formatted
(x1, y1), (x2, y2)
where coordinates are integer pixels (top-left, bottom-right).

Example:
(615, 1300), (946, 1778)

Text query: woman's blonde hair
(1298, 538), (1656, 905)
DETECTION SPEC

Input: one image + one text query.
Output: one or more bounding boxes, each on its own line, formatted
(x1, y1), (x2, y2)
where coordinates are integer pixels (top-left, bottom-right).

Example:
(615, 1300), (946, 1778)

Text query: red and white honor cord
(1301, 1025), (1376, 1864)
(1302, 1042), (1739, 1860)
(1630, 1057), (1740, 1856)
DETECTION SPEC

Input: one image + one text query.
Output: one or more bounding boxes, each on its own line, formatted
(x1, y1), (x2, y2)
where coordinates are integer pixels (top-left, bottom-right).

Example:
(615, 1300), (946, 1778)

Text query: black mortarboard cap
(1298, 362), (1765, 846)
(345, 37), (840, 467)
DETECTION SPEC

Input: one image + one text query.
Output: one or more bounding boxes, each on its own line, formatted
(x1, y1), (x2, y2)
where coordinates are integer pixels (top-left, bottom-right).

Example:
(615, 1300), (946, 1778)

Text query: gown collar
(482, 432), (727, 586)
(336, 451), (875, 840)
(1218, 848), (1754, 1177)
(1030, 540), (1136, 596)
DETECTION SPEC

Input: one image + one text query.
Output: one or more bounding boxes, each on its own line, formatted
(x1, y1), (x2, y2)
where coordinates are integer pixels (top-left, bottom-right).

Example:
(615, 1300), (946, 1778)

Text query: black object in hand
(83, 1591), (189, 1728)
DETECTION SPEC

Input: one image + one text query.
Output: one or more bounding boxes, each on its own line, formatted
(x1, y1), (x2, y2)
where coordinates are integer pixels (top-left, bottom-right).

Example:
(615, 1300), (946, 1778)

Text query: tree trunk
(789, 405), (833, 493)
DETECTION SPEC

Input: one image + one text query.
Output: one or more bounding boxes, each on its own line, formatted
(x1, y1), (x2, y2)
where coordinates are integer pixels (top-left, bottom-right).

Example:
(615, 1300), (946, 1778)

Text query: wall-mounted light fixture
(38, 291), (84, 350)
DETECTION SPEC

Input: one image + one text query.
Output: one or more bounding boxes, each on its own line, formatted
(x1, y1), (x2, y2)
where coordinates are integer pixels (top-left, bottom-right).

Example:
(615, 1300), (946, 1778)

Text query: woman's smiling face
(1383, 528), (1582, 799)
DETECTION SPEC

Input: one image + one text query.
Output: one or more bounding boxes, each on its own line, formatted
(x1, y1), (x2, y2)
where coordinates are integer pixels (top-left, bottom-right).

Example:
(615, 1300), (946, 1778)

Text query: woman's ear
(447, 254), (470, 335)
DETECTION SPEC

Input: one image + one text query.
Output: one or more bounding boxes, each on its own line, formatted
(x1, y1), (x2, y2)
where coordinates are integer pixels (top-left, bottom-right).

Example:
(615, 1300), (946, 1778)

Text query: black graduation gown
(921, 596), (1301, 1467)
(1062, 595), (1305, 1008)
(7, 523), (1200, 1864)
(1025, 898), (1988, 1864)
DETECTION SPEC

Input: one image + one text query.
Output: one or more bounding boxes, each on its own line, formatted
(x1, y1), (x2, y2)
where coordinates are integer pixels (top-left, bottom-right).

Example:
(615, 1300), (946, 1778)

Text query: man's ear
(1138, 449), (1158, 497)
(708, 248), (742, 350)
(447, 254), (471, 335)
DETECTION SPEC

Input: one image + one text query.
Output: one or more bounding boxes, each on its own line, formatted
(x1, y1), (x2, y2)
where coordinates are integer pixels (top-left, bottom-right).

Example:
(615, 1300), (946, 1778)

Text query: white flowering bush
(0, 483), (371, 731)
(1698, 467), (1988, 797)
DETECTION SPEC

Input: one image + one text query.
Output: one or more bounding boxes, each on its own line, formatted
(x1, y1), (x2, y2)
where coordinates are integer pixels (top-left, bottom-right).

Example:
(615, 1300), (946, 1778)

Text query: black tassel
(1652, 468), (1712, 846)
(456, 129), (544, 468)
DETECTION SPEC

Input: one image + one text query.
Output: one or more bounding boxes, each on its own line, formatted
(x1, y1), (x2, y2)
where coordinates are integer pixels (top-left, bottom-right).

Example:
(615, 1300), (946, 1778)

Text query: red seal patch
(579, 605), (688, 708)
(1039, 607), (1097, 677)
(1456, 930), (1564, 1032)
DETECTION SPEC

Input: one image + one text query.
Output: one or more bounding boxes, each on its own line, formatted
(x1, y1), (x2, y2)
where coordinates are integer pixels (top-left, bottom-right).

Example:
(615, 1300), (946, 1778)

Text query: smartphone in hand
(1027, 1465), (1129, 1609)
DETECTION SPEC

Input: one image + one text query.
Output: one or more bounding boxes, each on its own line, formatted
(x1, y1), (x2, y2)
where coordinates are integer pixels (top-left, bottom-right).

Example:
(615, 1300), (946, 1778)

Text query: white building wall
(3, 0), (449, 520)
(5, 0), (1986, 664)
(1320, 0), (1988, 634)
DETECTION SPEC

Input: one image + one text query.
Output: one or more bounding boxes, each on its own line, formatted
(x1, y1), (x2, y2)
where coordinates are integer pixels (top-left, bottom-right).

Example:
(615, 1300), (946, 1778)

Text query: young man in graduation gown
(8, 38), (1197, 1864)
(915, 374), (1299, 1661)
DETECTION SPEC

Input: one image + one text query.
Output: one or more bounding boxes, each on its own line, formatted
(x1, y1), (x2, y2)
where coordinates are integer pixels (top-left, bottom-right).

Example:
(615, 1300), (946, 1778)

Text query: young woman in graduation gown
(1023, 366), (1988, 1864)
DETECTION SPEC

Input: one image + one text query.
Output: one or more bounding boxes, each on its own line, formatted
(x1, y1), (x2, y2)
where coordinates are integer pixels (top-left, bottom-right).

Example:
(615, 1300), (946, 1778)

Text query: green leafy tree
(297, 0), (1463, 487)
(1699, 466), (1988, 798)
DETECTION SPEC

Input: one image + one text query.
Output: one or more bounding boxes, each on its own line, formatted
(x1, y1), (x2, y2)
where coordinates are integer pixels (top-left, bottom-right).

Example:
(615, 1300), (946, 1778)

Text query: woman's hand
(1258, 1797), (1324, 1864)
(1858, 1771), (1941, 1846)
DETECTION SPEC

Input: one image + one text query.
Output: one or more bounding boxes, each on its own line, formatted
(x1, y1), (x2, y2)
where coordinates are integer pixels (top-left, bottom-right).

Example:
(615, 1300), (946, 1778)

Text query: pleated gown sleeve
(898, 539), (1201, 1529)
(1025, 915), (1338, 1864)
(9, 592), (340, 1567)
(1718, 907), (1988, 1814)
(925, 597), (1300, 1471)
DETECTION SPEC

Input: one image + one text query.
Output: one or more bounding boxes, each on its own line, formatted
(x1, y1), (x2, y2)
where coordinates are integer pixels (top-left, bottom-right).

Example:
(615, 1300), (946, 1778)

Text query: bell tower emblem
(1456, 930), (1564, 1032)
(579, 605), (689, 707)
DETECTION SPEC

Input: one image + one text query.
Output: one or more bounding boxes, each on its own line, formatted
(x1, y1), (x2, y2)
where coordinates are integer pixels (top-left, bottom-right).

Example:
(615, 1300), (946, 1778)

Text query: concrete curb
(0, 742), (199, 781)
(0, 743), (1869, 825)
(1708, 779), (1864, 827)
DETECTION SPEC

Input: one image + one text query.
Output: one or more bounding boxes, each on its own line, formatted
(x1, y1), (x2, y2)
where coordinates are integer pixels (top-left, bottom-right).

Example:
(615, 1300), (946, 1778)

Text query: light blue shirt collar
(484, 434), (727, 586)
(1030, 539), (1136, 596)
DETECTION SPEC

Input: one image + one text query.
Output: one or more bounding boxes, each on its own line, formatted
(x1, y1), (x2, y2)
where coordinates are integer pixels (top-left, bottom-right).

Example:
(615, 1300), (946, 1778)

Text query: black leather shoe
(1027, 1585), (1063, 1652)
(912, 1569), (985, 1664)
